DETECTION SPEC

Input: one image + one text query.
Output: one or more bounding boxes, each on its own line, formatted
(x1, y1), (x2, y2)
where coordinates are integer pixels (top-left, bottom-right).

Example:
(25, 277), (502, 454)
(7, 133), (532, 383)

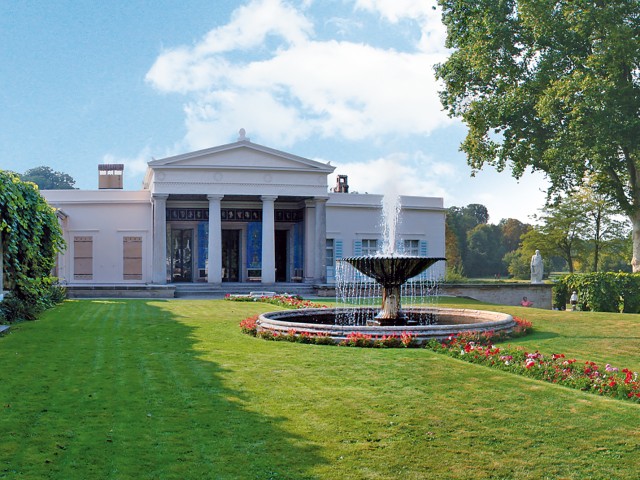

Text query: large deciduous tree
(435, 0), (640, 270)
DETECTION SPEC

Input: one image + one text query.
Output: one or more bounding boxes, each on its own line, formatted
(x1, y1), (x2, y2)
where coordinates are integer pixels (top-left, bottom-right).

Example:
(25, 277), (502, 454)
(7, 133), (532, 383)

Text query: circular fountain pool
(257, 307), (516, 344)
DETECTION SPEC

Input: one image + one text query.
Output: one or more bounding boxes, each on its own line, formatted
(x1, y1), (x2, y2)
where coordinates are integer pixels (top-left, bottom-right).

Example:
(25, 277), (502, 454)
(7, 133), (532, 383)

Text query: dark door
(222, 230), (240, 282)
(275, 230), (288, 282)
(171, 229), (193, 282)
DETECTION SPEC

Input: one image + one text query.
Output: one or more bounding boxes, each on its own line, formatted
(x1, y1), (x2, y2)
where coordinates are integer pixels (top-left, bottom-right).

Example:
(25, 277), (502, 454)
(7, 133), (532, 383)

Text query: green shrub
(552, 281), (568, 310)
(617, 274), (640, 313)
(555, 272), (640, 313)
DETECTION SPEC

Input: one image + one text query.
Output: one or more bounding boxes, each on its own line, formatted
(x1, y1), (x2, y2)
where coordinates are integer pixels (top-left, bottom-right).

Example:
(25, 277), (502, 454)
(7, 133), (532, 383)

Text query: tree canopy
(20, 166), (76, 190)
(436, 0), (640, 270)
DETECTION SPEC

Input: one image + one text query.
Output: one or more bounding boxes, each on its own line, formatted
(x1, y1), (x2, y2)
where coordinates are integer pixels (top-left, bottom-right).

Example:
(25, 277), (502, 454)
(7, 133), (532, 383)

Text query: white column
(304, 199), (316, 282)
(207, 194), (223, 284)
(261, 195), (277, 284)
(152, 194), (169, 284)
(314, 197), (328, 283)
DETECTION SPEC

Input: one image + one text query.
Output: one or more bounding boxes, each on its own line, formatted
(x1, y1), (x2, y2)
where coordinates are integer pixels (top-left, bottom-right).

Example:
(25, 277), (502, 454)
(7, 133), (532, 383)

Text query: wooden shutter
(123, 237), (142, 280)
(74, 236), (93, 280)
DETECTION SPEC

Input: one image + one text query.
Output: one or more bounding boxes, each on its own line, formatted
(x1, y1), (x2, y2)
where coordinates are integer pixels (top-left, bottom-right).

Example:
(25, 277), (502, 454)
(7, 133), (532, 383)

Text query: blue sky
(1, 0), (549, 224)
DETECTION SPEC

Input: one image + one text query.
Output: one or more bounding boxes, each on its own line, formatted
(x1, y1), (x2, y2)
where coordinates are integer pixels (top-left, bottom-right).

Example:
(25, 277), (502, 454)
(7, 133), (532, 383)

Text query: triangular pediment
(148, 140), (334, 173)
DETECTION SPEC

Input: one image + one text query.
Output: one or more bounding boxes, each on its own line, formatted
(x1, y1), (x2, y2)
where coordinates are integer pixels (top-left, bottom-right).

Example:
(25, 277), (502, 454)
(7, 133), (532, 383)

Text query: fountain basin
(257, 307), (516, 344)
(343, 256), (446, 286)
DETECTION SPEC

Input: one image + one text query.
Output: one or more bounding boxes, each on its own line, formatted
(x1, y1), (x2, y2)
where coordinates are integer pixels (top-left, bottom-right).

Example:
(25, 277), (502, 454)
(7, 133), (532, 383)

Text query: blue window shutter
(353, 240), (362, 256)
(335, 240), (343, 259)
(419, 240), (428, 256)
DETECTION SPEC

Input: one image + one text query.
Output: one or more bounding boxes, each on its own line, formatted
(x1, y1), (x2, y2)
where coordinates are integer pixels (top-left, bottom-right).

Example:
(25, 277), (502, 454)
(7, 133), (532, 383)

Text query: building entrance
(222, 229), (240, 282)
(170, 229), (193, 282)
(275, 230), (288, 282)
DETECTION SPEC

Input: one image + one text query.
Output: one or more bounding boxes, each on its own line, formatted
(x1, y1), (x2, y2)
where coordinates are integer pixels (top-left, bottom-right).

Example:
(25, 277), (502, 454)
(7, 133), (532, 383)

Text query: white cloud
(145, 0), (453, 151)
(183, 90), (312, 149)
(329, 150), (550, 224)
(146, 0), (313, 93)
(331, 151), (452, 198)
(354, 0), (448, 54)
(445, 168), (550, 224)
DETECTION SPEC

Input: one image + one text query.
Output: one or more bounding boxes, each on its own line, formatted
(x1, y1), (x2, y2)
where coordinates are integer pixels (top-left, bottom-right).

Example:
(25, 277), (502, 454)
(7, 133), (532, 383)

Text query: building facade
(42, 135), (445, 287)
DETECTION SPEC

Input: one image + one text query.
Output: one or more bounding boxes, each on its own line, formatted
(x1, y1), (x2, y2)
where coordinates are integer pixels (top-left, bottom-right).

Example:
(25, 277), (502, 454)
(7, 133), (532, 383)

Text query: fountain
(340, 256), (445, 325)
(257, 192), (516, 344)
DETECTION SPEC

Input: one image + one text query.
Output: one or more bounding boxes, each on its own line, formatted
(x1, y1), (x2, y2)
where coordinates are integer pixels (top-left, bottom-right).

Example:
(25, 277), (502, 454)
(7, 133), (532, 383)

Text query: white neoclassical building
(42, 132), (445, 292)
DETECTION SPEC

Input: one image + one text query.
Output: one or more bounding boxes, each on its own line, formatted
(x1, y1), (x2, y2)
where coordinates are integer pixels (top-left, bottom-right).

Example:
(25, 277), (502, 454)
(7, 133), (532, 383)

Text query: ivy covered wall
(0, 171), (65, 320)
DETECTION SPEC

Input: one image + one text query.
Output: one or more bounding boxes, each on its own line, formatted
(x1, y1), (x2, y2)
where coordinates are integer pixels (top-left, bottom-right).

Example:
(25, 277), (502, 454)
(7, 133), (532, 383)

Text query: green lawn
(1, 298), (639, 479)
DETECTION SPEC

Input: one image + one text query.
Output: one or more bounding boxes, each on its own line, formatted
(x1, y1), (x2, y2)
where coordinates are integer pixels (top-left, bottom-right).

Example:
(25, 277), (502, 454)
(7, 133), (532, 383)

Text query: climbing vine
(0, 170), (65, 321)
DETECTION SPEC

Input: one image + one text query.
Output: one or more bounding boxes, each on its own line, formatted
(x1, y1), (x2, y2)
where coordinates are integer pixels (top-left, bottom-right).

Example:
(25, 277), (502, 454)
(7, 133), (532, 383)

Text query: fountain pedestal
(370, 285), (403, 326)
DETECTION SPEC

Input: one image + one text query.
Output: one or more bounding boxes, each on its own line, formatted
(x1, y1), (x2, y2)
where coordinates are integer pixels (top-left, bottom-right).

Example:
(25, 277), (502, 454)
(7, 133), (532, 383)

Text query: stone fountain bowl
(257, 307), (516, 344)
(342, 256), (446, 286)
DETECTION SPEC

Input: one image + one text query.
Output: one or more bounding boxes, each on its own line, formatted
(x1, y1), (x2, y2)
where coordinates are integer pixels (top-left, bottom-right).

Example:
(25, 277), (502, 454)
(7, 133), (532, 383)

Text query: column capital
(261, 195), (278, 202)
(152, 193), (169, 201)
(314, 196), (329, 204)
(207, 194), (224, 201)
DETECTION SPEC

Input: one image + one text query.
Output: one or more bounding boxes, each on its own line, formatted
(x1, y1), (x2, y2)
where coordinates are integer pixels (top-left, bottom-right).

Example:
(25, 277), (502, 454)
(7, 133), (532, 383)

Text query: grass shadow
(0, 299), (325, 479)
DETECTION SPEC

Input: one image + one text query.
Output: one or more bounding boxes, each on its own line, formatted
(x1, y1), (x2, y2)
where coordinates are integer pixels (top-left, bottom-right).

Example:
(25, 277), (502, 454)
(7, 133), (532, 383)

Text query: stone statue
(530, 250), (543, 284)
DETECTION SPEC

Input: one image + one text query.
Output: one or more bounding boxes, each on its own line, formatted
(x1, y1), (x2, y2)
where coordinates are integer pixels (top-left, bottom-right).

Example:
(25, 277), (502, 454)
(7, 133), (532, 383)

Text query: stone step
(173, 283), (317, 299)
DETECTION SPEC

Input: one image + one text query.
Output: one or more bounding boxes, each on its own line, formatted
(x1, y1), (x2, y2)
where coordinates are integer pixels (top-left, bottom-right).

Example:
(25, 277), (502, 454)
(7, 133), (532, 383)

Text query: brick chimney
(98, 164), (124, 189)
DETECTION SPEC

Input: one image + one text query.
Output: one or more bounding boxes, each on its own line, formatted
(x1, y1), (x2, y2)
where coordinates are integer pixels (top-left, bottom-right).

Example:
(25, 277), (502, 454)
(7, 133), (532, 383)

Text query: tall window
(73, 236), (93, 280)
(403, 239), (420, 256)
(123, 237), (143, 280)
(361, 239), (378, 256)
(326, 239), (335, 268)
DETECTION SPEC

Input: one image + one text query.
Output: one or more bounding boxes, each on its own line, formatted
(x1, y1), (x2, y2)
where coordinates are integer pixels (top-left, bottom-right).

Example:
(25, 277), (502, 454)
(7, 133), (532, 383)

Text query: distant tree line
(447, 184), (631, 280)
(446, 204), (532, 279)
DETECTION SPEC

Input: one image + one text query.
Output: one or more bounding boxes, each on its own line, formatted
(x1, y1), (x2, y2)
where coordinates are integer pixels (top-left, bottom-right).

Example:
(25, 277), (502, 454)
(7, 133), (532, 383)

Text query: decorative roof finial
(238, 128), (249, 141)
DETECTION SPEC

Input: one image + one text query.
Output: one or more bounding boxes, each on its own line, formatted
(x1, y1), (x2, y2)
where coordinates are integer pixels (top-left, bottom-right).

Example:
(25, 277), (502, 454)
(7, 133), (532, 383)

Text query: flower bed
(424, 329), (640, 403)
(226, 293), (327, 310)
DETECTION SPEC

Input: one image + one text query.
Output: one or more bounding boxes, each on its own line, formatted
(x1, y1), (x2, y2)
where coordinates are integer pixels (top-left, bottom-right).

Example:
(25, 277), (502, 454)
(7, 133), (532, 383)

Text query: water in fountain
(335, 259), (440, 326)
(336, 192), (444, 326)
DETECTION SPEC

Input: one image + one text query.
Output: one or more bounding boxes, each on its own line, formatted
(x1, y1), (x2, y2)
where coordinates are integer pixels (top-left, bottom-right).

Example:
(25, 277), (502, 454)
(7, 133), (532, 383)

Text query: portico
(145, 133), (334, 285)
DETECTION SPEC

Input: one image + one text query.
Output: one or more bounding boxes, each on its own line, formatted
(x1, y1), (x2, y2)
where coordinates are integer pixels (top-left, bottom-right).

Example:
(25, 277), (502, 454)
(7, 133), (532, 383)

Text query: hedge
(553, 272), (640, 313)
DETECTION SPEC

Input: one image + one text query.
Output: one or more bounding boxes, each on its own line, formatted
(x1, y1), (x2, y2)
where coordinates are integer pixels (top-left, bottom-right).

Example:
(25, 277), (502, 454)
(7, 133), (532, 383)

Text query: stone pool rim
(257, 307), (516, 344)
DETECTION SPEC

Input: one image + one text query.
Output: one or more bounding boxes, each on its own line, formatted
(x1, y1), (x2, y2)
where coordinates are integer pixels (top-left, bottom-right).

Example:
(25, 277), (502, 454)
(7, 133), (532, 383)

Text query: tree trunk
(593, 210), (601, 272)
(632, 211), (640, 273)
